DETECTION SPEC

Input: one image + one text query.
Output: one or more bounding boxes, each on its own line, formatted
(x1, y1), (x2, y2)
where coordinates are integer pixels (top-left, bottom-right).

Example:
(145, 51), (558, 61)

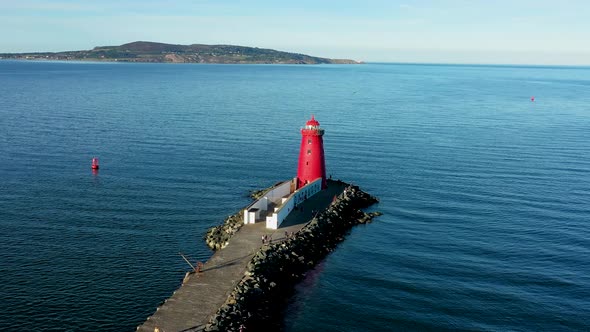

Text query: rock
(204, 324), (219, 331)
(204, 211), (245, 250)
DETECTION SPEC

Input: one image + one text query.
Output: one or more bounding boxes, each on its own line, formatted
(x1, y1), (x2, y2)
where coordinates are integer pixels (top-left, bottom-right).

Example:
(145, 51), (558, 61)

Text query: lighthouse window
(308, 139), (312, 144)
(307, 149), (311, 155)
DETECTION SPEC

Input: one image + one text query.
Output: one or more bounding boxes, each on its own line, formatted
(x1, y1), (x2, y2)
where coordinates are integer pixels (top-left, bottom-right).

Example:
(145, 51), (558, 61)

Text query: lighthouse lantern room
(296, 115), (327, 189)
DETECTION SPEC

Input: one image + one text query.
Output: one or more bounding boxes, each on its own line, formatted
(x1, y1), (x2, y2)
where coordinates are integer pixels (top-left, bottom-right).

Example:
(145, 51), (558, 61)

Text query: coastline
(0, 58), (362, 65)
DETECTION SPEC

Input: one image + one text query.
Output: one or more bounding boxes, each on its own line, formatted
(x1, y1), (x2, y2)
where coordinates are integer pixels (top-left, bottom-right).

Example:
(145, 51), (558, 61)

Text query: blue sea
(1, 60), (589, 331)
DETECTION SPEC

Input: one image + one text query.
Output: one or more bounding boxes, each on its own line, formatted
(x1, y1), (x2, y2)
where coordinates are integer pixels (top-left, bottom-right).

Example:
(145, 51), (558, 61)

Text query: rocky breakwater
(204, 213), (243, 250)
(201, 184), (380, 331)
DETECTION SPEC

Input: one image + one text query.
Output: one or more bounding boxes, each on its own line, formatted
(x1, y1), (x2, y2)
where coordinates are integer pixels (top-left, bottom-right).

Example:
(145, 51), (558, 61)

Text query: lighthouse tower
(297, 115), (327, 189)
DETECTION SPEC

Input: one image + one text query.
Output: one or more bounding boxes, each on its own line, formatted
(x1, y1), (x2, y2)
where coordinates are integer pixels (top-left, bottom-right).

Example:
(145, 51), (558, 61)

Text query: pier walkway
(138, 181), (345, 332)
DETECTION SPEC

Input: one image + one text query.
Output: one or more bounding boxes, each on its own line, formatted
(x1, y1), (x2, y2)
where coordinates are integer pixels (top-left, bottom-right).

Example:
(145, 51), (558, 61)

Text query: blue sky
(1, 0), (589, 65)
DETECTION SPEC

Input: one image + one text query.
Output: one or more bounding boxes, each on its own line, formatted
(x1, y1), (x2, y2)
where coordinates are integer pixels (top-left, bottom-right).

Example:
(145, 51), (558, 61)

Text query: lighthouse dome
(306, 115), (320, 127)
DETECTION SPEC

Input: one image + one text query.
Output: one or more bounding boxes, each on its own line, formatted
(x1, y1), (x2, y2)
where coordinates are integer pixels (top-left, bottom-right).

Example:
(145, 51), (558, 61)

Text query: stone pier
(137, 181), (348, 332)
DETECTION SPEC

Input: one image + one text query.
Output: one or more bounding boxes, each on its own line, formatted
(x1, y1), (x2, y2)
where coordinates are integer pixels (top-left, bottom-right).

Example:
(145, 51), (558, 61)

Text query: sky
(1, 0), (589, 65)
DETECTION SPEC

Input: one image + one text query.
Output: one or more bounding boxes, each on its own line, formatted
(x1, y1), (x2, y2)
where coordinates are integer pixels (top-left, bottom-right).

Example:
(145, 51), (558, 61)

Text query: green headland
(0, 41), (361, 64)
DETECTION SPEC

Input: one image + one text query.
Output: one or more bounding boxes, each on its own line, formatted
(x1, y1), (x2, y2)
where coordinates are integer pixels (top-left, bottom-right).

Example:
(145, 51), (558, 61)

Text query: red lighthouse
(297, 115), (327, 189)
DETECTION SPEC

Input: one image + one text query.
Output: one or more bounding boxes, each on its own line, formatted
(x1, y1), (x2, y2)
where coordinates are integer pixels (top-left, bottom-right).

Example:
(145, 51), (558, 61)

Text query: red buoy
(531, 96), (535, 102)
(91, 157), (99, 170)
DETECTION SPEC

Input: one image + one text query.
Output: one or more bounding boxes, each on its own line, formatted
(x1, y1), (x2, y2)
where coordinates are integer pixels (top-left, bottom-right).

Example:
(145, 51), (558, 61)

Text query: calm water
(1, 61), (589, 331)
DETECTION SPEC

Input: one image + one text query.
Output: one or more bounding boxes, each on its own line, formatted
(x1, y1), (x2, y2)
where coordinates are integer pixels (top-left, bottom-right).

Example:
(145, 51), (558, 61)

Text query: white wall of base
(243, 181), (292, 224)
(243, 178), (323, 229)
(265, 178), (322, 229)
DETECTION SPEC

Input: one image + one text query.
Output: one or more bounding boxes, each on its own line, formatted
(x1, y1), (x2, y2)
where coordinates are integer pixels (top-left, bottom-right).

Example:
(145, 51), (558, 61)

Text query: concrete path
(137, 181), (345, 332)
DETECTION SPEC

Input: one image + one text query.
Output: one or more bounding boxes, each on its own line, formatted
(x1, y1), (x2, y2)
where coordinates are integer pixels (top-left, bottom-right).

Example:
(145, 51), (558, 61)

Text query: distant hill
(0, 41), (362, 64)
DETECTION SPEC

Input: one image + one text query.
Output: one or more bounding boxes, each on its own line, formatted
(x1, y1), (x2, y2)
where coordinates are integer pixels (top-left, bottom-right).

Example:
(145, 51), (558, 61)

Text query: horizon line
(2, 57), (589, 68)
